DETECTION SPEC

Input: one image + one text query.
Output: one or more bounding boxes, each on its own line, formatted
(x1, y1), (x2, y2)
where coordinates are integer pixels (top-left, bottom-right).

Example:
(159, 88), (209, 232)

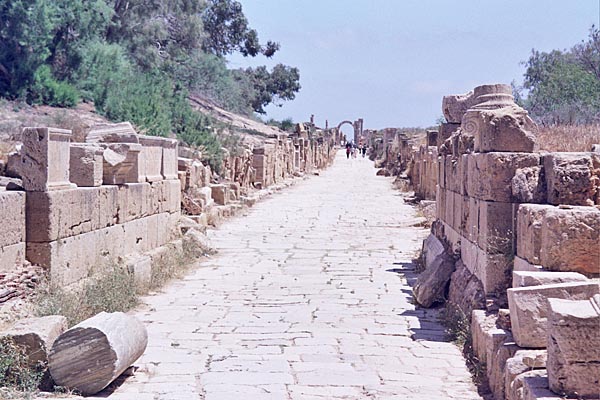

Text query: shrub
(34, 265), (138, 326)
(28, 65), (79, 107)
(0, 337), (43, 397)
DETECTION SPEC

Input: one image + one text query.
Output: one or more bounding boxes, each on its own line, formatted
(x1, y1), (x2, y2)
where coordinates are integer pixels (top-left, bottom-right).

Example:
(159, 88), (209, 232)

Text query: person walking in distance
(345, 141), (352, 159)
(361, 144), (367, 158)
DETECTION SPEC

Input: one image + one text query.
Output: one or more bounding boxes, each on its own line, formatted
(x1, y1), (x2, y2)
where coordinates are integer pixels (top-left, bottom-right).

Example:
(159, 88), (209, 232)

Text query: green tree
(0, 0), (55, 98)
(201, 0), (279, 58)
(520, 27), (600, 124)
(240, 64), (300, 114)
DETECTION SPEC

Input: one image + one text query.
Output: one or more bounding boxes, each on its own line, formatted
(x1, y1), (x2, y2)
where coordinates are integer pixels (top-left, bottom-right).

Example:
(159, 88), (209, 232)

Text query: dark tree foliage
(239, 64), (301, 114)
(201, 0), (279, 58)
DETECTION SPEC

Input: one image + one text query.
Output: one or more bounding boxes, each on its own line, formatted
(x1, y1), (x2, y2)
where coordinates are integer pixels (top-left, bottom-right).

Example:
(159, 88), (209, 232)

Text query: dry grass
(536, 124), (600, 152)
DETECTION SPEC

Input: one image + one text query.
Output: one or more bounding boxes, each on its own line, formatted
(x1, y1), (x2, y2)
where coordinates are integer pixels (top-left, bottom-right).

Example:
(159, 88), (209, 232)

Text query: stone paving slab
(94, 151), (482, 400)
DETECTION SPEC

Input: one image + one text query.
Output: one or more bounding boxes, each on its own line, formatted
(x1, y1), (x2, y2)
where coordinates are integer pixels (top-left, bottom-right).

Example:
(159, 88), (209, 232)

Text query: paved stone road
(100, 151), (482, 400)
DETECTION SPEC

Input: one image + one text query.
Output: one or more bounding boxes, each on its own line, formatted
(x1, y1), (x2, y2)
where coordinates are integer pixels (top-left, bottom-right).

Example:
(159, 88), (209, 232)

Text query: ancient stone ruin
(0, 119), (340, 297)
(377, 83), (600, 400)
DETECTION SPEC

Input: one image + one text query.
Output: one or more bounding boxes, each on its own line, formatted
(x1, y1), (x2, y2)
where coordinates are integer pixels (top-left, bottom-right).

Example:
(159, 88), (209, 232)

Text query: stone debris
(48, 311), (148, 396)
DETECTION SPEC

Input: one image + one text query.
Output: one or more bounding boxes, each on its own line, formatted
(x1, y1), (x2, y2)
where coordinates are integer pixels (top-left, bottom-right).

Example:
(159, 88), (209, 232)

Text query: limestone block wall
(412, 83), (600, 400)
(0, 191), (26, 272)
(0, 124), (182, 288)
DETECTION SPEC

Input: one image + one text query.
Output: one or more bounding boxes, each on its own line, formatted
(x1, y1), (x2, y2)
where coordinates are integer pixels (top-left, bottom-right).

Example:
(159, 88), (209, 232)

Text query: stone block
(509, 370), (552, 400)
(164, 179), (181, 213)
(507, 281), (600, 348)
(462, 105), (537, 153)
(488, 336), (520, 400)
(435, 123), (466, 147)
(210, 184), (229, 205)
(87, 122), (139, 143)
(27, 188), (119, 242)
(1, 316), (67, 370)
(544, 153), (597, 206)
(471, 310), (499, 364)
(0, 242), (26, 272)
(512, 271), (588, 288)
(422, 233), (445, 270)
(138, 135), (164, 182)
(467, 152), (540, 202)
(477, 200), (517, 255)
(442, 91), (476, 123)
(512, 166), (547, 203)
(69, 144), (103, 187)
(102, 143), (142, 185)
(117, 183), (150, 224)
(461, 239), (513, 296)
(161, 138), (178, 180)
(228, 182), (241, 201)
(413, 252), (455, 308)
(505, 351), (548, 400)
(440, 220), (461, 254)
(0, 191), (25, 247)
(513, 256), (542, 272)
(516, 204), (551, 265)
(448, 259), (486, 315)
(539, 206), (600, 276)
(21, 127), (75, 192)
(522, 374), (564, 400)
(123, 253), (152, 289)
(547, 295), (600, 398)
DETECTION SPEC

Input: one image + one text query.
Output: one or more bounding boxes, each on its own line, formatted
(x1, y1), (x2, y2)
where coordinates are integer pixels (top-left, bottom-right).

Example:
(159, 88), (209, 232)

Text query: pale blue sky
(229, 1), (598, 132)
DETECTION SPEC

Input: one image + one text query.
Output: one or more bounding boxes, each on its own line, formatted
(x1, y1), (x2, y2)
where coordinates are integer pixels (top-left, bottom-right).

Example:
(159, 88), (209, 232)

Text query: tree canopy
(517, 26), (600, 125)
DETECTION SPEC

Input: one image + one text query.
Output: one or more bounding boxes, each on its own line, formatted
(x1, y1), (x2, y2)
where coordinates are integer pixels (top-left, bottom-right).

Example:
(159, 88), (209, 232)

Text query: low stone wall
(406, 84), (600, 400)
(0, 118), (338, 293)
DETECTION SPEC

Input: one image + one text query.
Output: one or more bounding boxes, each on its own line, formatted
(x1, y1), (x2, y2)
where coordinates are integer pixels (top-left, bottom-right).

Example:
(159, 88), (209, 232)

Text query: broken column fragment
(102, 143), (142, 185)
(48, 312), (148, 395)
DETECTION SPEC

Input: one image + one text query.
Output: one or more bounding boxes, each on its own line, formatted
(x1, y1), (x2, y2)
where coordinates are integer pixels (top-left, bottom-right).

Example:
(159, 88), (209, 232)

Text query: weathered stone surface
(421, 233), (445, 270)
(512, 166), (547, 203)
(522, 372), (565, 400)
(138, 135), (164, 182)
(0, 316), (67, 366)
(102, 143), (142, 185)
(462, 105), (537, 153)
(508, 369), (549, 400)
(512, 271), (588, 288)
(544, 153), (597, 206)
(26, 212), (175, 286)
(210, 183), (229, 206)
(182, 228), (215, 258)
(516, 204), (551, 265)
(466, 152), (540, 202)
(87, 122), (139, 143)
(21, 127), (75, 191)
(513, 256), (542, 272)
(123, 253), (152, 289)
(0, 242), (25, 272)
(539, 206), (600, 276)
(442, 90), (475, 123)
(49, 312), (148, 395)
(505, 350), (549, 400)
(413, 252), (455, 307)
(26, 187), (119, 243)
(476, 200), (516, 255)
(69, 144), (103, 187)
(507, 281), (600, 348)
(161, 138), (178, 180)
(488, 335), (519, 400)
(0, 191), (25, 248)
(448, 259), (485, 315)
(461, 239), (513, 296)
(547, 295), (600, 398)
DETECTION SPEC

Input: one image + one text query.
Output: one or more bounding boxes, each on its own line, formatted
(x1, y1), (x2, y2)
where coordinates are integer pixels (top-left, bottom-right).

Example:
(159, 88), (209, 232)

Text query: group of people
(345, 141), (367, 159)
